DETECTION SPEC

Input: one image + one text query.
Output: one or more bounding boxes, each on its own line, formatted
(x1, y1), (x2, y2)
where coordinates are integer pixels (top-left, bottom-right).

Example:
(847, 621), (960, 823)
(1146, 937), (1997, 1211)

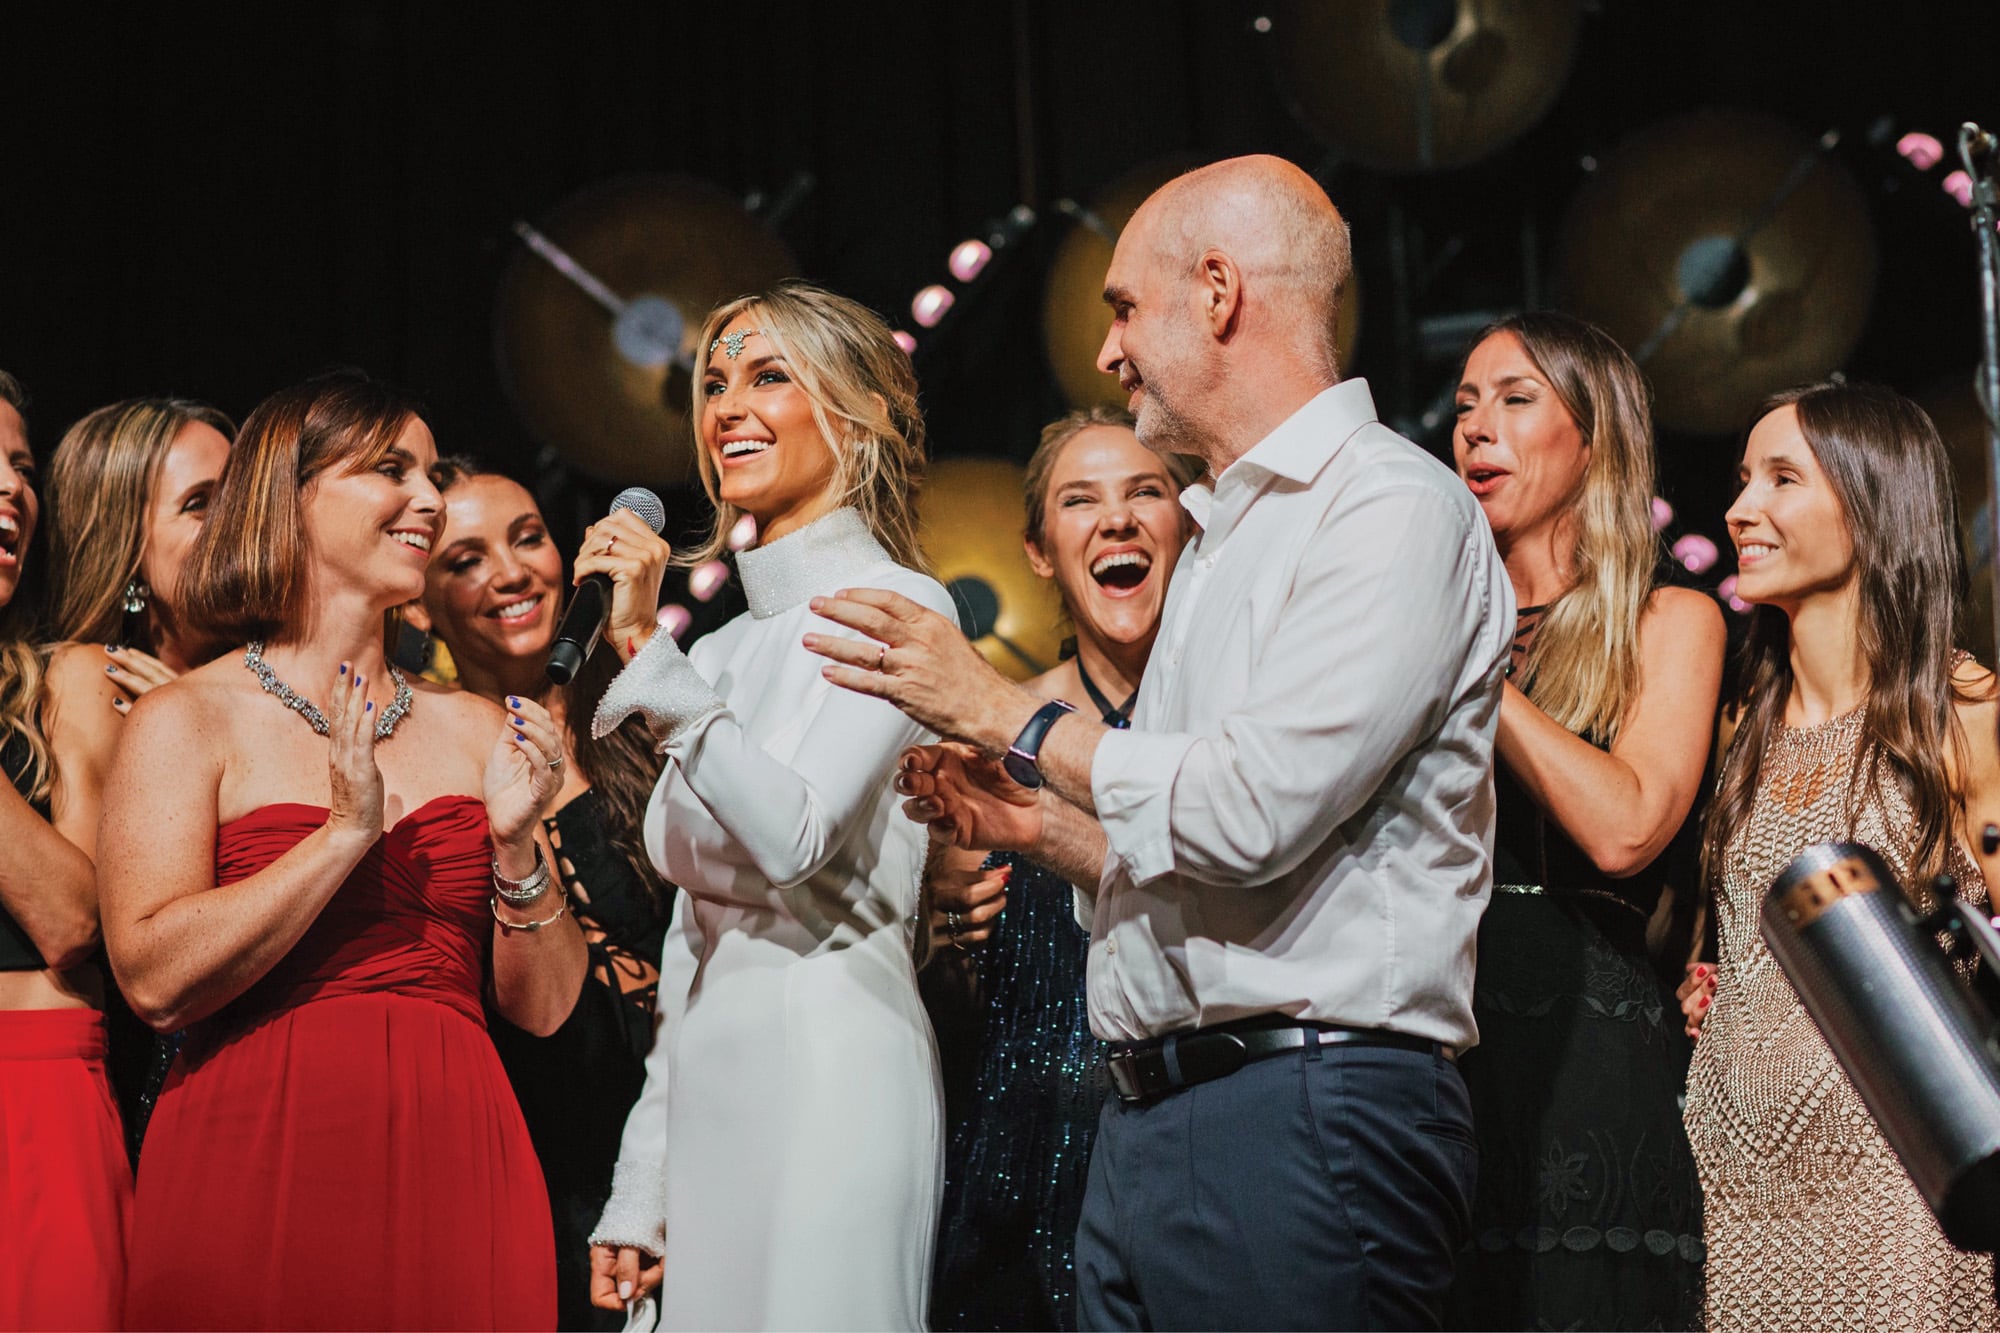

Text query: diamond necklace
(244, 641), (413, 741)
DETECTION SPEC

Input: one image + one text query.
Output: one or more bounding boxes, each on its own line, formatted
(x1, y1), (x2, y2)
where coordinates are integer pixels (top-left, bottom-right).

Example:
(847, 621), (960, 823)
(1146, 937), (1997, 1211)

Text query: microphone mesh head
(610, 487), (667, 534)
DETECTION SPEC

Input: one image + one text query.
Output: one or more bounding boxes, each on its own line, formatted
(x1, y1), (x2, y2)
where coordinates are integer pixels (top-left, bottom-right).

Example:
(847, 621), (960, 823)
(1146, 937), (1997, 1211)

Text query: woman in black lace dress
(924, 408), (1197, 1331)
(1445, 314), (1724, 1330)
(420, 459), (670, 1331)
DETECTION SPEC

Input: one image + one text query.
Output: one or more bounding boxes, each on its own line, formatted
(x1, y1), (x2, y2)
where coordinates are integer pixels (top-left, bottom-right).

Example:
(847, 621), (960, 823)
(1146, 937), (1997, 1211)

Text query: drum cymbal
(919, 459), (1067, 683)
(495, 174), (796, 486)
(1042, 160), (1361, 412)
(1263, 0), (1582, 173)
(1556, 110), (1879, 436)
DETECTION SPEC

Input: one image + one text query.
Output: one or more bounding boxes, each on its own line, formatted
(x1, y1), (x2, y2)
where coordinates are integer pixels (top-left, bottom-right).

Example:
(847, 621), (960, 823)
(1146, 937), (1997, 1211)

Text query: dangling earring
(122, 580), (150, 615)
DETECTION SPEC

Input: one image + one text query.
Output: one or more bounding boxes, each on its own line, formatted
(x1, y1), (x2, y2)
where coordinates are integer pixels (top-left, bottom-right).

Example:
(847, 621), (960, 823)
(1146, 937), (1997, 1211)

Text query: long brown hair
(684, 281), (929, 571)
(182, 372), (422, 645)
(429, 457), (668, 913)
(1701, 381), (1974, 896)
(0, 370), (50, 805)
(1468, 312), (1661, 744)
(45, 397), (236, 649)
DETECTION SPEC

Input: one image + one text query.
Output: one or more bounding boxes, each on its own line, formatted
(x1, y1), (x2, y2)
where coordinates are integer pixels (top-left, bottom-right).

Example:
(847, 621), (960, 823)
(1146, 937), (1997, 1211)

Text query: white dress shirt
(1086, 379), (1513, 1050)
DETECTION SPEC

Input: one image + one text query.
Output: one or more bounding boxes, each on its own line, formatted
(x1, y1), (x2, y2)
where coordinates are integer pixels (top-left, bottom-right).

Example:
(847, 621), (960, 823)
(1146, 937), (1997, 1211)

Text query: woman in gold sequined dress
(1682, 380), (2000, 1331)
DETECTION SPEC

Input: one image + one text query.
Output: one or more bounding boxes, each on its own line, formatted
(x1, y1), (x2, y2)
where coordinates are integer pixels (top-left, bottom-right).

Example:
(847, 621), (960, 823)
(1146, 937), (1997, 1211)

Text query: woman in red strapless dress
(97, 373), (588, 1331)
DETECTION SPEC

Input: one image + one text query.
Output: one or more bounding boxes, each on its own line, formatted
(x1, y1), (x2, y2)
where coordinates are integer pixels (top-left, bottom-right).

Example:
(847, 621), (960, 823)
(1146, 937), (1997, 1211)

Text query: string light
(689, 559), (731, 603)
(1672, 533), (1719, 574)
(657, 604), (693, 639)
(1650, 496), (1674, 532)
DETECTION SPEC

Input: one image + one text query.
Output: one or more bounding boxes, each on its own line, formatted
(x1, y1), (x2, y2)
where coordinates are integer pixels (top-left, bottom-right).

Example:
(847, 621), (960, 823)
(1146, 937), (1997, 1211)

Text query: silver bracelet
(492, 848), (552, 906)
(491, 892), (569, 932)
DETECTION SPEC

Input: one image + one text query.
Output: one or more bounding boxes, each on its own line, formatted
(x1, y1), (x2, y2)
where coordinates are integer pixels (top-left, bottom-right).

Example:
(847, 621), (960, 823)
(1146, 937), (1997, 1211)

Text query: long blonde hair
(1476, 312), (1660, 744)
(45, 397), (235, 648)
(0, 370), (51, 805)
(684, 281), (928, 570)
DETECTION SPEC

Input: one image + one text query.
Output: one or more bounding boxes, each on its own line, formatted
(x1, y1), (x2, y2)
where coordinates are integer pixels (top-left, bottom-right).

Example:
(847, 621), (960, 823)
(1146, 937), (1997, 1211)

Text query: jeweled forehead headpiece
(709, 328), (762, 360)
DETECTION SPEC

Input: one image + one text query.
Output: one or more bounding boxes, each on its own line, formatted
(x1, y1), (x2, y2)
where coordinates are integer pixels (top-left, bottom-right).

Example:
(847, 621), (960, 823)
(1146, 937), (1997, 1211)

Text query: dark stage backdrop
(4, 0), (1997, 561)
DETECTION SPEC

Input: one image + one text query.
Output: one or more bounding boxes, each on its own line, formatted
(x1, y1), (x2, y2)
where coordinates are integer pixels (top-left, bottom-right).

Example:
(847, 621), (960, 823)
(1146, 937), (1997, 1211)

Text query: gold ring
(604, 536), (618, 555)
(876, 645), (888, 672)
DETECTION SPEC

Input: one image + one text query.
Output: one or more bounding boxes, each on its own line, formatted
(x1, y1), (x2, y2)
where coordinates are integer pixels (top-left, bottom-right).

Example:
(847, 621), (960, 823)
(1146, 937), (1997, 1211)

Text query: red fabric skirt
(0, 1007), (134, 1332)
(125, 992), (554, 1331)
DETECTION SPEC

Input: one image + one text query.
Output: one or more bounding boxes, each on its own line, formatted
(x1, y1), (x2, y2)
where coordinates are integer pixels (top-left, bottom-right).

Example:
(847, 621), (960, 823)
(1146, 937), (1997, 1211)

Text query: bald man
(809, 156), (1512, 1329)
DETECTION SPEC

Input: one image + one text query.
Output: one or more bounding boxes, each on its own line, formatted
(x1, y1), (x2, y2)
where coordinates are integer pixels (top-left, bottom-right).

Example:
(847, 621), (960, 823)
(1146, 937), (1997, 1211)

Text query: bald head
(1126, 155), (1351, 374)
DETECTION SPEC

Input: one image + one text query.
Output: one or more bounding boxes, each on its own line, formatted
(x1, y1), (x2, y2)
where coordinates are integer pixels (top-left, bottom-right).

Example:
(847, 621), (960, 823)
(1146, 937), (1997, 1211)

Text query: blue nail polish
(366, 701), (375, 712)
(511, 715), (523, 726)
(338, 664), (348, 676)
(515, 731), (525, 742)
(508, 696), (519, 708)
(105, 664), (117, 675)
(105, 644), (118, 653)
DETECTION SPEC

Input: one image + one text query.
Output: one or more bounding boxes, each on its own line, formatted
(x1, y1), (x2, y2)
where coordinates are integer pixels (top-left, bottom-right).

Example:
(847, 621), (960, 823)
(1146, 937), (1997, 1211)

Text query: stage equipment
(1041, 161), (1361, 412)
(495, 174), (796, 487)
(919, 459), (1066, 683)
(1259, 0), (1582, 174)
(1959, 122), (2000, 675)
(1763, 842), (2000, 1250)
(1556, 110), (1879, 435)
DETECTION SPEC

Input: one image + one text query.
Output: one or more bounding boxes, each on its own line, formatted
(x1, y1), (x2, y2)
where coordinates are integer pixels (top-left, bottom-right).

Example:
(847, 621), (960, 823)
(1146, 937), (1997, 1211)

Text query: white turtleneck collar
(735, 507), (893, 619)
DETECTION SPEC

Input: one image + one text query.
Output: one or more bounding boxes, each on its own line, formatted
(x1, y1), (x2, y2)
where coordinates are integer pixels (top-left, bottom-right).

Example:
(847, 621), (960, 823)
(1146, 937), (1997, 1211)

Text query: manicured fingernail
(617, 1281), (633, 1300)
(508, 696), (519, 708)
(515, 731), (526, 742)
(511, 715), (523, 726)
(105, 644), (118, 653)
(366, 701), (374, 712)
(338, 663), (348, 675)
(1698, 995), (1711, 1008)
(106, 664), (118, 675)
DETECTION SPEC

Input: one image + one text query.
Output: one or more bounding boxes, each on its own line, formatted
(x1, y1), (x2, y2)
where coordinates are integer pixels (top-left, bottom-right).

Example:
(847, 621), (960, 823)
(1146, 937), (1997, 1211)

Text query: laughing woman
(926, 407), (1197, 1332)
(0, 371), (133, 1331)
(586, 281), (955, 1329)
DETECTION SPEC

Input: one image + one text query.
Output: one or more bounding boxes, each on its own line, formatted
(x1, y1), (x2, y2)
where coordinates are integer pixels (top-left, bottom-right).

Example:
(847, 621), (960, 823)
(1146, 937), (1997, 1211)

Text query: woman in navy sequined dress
(924, 408), (1198, 1331)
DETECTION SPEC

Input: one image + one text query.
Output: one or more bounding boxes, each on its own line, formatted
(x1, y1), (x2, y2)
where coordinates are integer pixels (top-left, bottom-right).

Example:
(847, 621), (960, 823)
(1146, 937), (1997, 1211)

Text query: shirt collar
(736, 507), (892, 618)
(1178, 483), (1215, 530)
(1218, 378), (1380, 489)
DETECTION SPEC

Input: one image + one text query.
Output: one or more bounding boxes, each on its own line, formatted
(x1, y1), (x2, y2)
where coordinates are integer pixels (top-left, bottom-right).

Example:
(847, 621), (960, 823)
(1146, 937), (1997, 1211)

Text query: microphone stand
(1965, 125), (2000, 685)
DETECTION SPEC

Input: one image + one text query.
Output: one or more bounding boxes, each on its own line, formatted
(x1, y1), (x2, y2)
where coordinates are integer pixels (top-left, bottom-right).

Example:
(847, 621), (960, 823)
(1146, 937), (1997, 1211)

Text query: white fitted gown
(589, 509), (949, 1331)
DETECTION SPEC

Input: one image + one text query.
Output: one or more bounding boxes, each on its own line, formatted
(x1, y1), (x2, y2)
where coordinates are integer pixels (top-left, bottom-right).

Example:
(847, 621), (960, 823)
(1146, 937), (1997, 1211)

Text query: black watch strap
(1003, 699), (1077, 790)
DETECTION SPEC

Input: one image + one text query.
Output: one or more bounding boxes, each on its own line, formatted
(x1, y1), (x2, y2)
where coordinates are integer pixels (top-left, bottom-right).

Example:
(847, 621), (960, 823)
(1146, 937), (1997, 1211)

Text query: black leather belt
(1106, 1016), (1450, 1104)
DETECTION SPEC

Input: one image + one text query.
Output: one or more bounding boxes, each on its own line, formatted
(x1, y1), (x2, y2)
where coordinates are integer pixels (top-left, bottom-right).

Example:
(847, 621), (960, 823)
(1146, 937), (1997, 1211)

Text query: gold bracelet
(491, 891), (569, 932)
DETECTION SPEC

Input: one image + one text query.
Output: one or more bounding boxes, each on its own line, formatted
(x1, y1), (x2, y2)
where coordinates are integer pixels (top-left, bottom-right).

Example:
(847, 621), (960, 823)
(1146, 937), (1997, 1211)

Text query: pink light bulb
(1717, 574), (1750, 614)
(1945, 170), (1975, 208)
(911, 285), (955, 329)
(656, 604), (693, 639)
(892, 330), (918, 355)
(1672, 533), (1718, 574)
(1897, 132), (1945, 171)
(947, 239), (993, 283)
(1650, 496), (1674, 532)
(728, 513), (759, 551)
(689, 560), (731, 603)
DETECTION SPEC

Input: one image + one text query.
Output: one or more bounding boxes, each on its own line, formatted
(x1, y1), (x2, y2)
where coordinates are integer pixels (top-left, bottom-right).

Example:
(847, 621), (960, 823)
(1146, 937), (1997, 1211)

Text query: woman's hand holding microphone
(571, 511), (674, 665)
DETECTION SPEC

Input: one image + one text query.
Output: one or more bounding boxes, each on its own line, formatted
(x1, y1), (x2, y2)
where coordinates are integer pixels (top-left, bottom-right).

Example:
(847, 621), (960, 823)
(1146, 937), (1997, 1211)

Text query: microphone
(546, 487), (668, 686)
(944, 574), (1047, 676)
(1964, 122), (2000, 163)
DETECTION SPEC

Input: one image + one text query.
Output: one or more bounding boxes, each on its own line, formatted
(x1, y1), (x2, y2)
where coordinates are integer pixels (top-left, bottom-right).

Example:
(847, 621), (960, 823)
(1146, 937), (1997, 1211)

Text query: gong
(495, 174), (796, 487)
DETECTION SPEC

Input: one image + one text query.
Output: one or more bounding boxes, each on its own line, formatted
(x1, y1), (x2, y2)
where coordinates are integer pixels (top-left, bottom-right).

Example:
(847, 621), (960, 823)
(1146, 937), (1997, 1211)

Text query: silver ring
(548, 754), (565, 769)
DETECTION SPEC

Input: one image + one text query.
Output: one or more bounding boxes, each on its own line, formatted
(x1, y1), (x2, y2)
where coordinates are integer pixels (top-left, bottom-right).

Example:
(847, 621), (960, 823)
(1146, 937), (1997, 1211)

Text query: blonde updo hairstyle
(685, 280), (928, 571)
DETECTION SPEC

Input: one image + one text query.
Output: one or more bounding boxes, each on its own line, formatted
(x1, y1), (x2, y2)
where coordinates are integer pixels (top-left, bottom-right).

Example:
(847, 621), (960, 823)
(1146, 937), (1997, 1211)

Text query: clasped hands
(804, 588), (1046, 853)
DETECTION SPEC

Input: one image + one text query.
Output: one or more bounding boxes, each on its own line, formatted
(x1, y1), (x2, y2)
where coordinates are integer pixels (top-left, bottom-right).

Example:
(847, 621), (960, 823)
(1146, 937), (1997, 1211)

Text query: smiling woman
(37, 397), (235, 1154)
(103, 370), (583, 1329)
(584, 281), (955, 1330)
(421, 459), (671, 1332)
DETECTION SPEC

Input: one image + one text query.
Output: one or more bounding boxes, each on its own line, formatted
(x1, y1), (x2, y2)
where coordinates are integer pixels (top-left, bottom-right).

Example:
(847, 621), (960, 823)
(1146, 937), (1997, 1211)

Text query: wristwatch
(1002, 699), (1077, 790)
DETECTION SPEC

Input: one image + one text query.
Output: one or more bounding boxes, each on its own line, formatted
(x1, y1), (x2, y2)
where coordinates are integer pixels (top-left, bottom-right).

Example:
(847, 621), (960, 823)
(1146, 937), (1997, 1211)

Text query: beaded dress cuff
(588, 1159), (669, 1257)
(592, 630), (724, 747)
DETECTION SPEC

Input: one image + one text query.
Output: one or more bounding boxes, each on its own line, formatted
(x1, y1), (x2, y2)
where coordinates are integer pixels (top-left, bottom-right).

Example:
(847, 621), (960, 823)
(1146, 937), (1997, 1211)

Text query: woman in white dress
(586, 280), (953, 1331)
